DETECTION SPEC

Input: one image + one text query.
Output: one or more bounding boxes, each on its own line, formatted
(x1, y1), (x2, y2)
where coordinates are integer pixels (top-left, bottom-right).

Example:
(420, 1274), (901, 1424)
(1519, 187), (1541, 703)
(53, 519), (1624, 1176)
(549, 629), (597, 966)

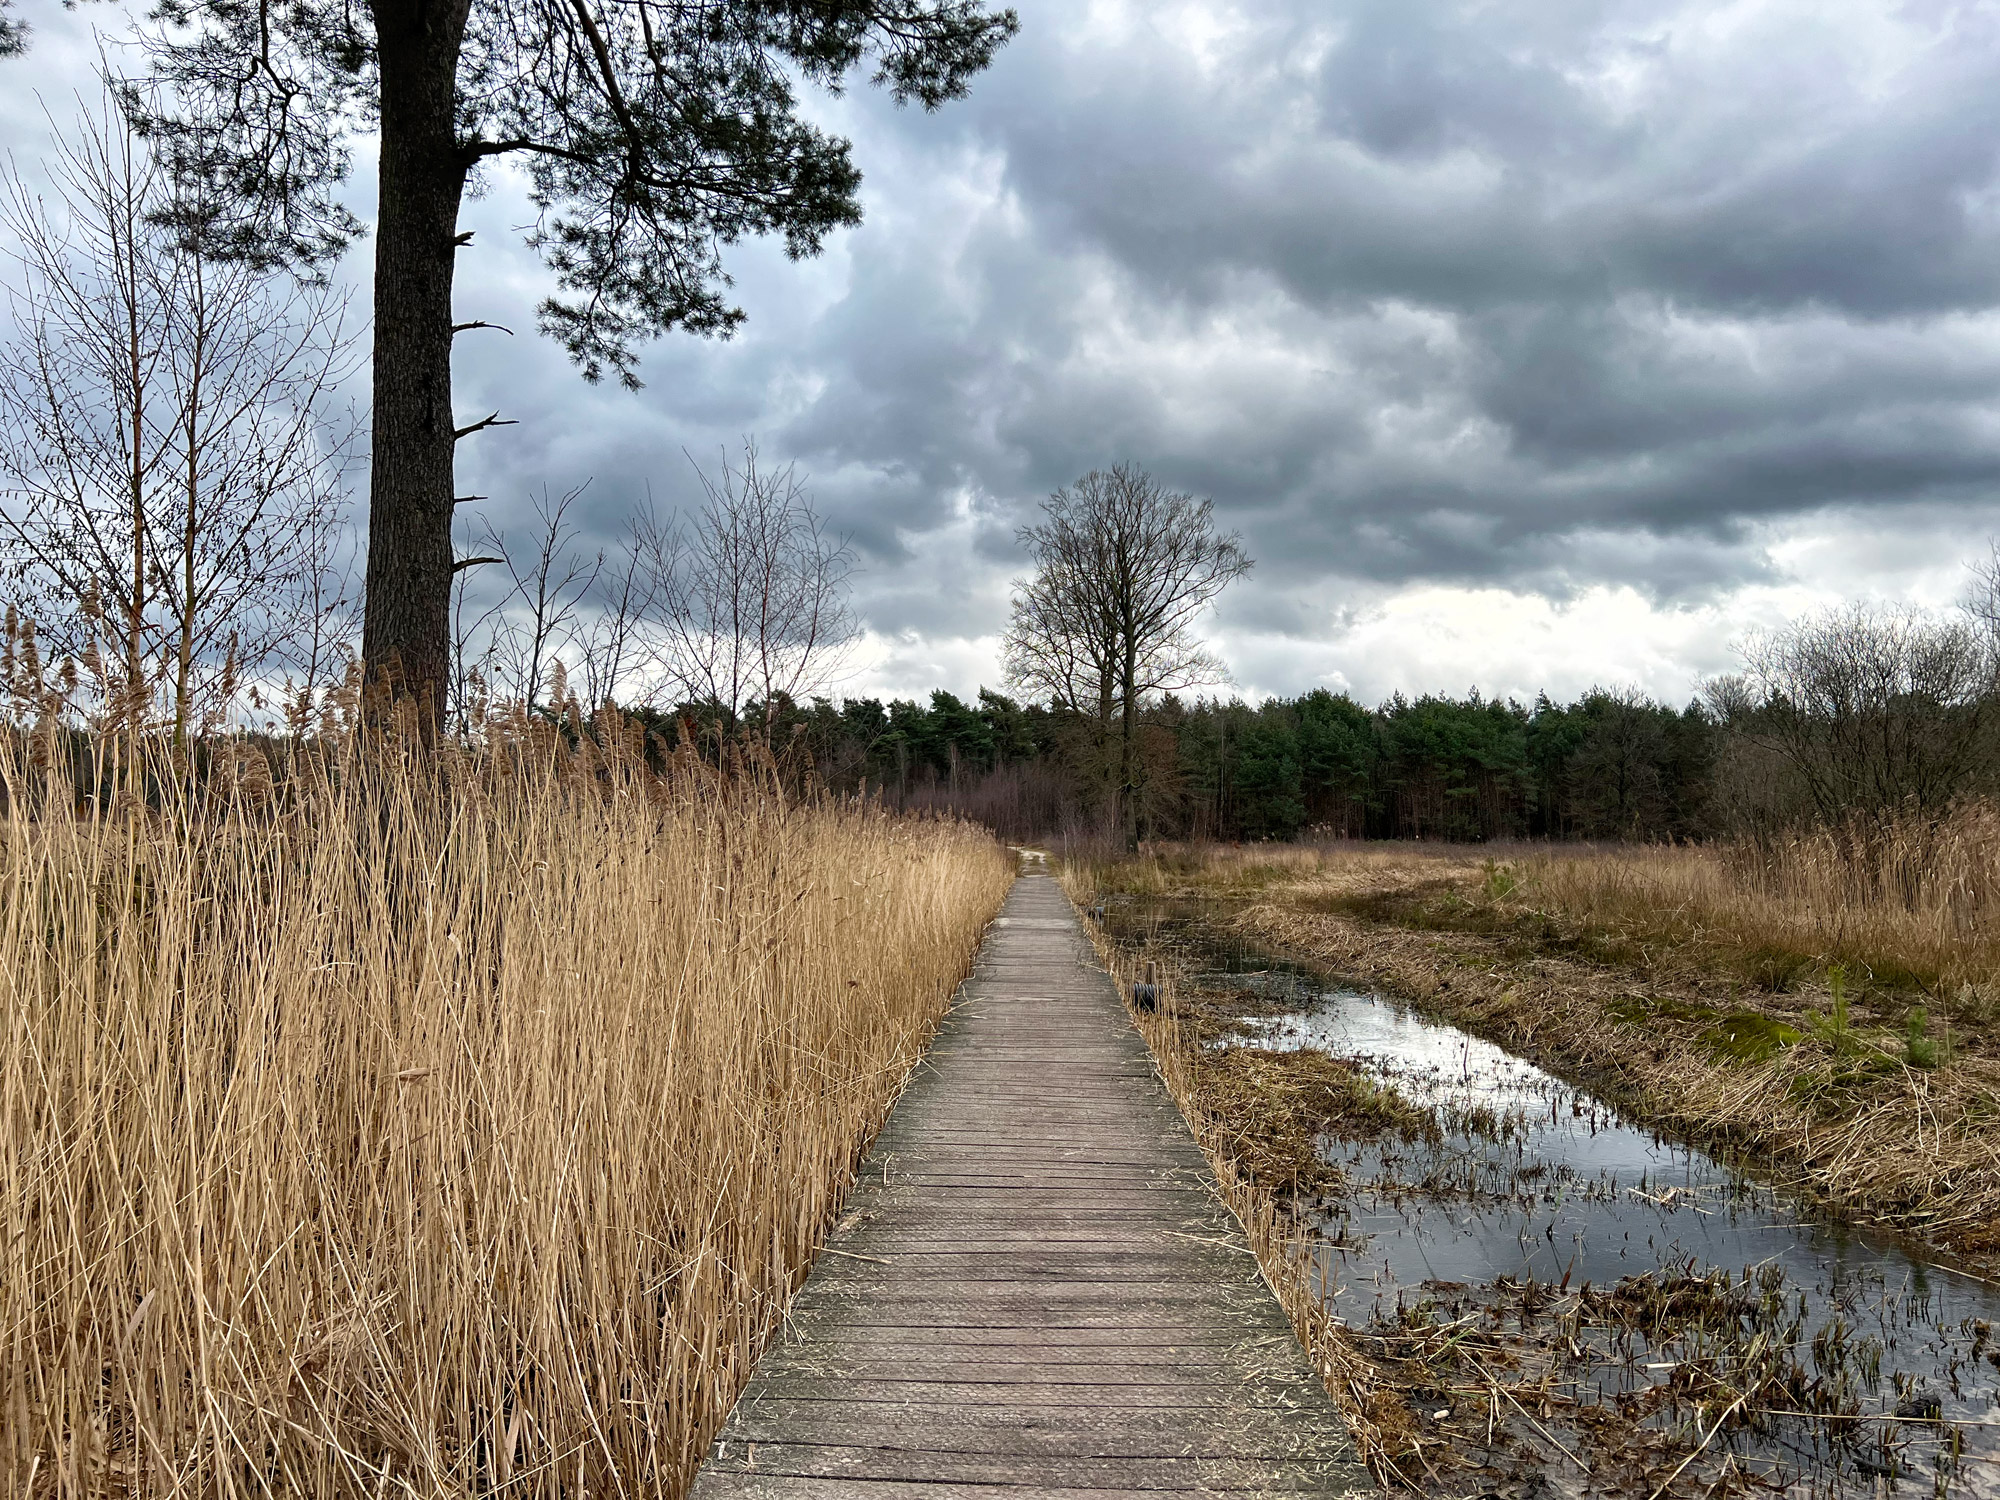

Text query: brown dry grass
(1065, 819), (2000, 1279)
(1069, 805), (2000, 1016)
(1506, 812), (2000, 1015)
(1, 721), (1014, 1497)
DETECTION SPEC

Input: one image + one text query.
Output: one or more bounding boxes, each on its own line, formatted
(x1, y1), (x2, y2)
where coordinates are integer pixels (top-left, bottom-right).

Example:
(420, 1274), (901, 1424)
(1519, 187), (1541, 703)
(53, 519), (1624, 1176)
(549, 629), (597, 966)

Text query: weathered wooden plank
(763, 1338), (1293, 1364)
(883, 1132), (1191, 1144)
(857, 1165), (1204, 1181)
(756, 1358), (1302, 1383)
(776, 1305), (1282, 1335)
(687, 873), (1365, 1499)
(743, 1377), (1338, 1408)
(782, 1252), (1249, 1277)
(754, 1336), (1298, 1360)
(792, 1271), (1273, 1299)
(828, 1224), (1232, 1248)
(715, 1404), (1351, 1457)
(756, 1372), (1315, 1398)
(780, 1272), (1248, 1296)
(756, 1336), (1288, 1360)
(689, 1477), (1244, 1500)
(826, 1230), (1235, 1249)
(698, 1444), (1350, 1492)
(866, 1149), (1192, 1163)
(833, 1207), (1224, 1227)
(788, 1291), (1276, 1316)
(836, 1192), (1208, 1216)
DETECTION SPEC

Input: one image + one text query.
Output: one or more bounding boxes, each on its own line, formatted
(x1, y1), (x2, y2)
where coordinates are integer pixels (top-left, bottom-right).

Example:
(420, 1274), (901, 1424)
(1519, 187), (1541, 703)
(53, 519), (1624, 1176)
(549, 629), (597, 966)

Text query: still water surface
(1113, 904), (2000, 1495)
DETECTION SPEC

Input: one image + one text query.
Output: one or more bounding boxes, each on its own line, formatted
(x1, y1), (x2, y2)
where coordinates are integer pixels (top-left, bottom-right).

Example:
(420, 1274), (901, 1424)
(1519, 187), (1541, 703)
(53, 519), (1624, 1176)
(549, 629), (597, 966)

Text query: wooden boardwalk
(688, 872), (1367, 1498)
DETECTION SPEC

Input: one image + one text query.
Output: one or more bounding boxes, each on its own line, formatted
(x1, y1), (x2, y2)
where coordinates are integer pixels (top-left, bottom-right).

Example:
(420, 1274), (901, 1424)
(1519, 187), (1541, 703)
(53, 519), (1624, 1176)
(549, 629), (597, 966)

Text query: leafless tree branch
(1004, 463), (1251, 846)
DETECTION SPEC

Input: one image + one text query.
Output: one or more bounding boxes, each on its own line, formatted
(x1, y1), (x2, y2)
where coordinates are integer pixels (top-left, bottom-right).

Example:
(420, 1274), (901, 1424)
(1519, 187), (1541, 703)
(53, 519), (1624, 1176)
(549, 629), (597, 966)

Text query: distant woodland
(649, 686), (1717, 843)
(674, 603), (1998, 846)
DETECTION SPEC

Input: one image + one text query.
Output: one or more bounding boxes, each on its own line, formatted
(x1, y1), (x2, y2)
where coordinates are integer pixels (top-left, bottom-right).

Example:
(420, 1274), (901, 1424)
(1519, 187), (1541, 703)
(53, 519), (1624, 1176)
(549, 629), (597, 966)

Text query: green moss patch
(1702, 1011), (1803, 1064)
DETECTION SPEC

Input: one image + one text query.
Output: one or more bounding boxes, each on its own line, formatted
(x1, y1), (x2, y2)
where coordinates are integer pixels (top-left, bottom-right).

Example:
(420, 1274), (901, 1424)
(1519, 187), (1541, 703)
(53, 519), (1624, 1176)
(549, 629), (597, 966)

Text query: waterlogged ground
(1102, 898), (2000, 1499)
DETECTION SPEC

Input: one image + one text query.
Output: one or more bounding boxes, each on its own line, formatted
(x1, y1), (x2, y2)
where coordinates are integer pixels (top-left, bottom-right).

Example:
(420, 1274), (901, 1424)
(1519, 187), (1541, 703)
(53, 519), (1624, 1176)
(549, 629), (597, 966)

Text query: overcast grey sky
(7, 0), (2000, 708)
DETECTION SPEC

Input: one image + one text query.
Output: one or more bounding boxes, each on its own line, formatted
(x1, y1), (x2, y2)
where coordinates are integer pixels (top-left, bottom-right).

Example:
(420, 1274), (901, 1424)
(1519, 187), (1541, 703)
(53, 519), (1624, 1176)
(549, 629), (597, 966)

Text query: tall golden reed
(1512, 801), (2000, 1006)
(0, 722), (1013, 1497)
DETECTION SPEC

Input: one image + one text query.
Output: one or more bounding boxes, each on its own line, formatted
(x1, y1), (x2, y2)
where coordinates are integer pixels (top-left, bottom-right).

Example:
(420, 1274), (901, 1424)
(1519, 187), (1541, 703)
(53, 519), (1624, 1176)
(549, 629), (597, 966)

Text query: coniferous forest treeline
(611, 576), (2000, 848)
(677, 685), (1722, 844)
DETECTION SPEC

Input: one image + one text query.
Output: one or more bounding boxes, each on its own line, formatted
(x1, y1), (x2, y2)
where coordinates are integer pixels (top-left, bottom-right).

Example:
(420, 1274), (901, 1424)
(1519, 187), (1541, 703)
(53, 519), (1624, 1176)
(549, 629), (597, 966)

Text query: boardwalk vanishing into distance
(689, 870), (1367, 1498)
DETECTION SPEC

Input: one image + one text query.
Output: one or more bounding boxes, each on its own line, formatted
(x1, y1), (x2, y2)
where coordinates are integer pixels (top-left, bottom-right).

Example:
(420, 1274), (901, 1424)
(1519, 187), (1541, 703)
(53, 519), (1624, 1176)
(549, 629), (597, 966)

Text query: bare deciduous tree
(1965, 540), (2000, 650)
(443, 445), (855, 738)
(1717, 602), (1997, 822)
(0, 86), (355, 742)
(569, 527), (657, 717)
(285, 500), (362, 709)
(643, 444), (858, 730)
(481, 484), (603, 715)
(1004, 463), (1252, 847)
(1006, 542), (1115, 739)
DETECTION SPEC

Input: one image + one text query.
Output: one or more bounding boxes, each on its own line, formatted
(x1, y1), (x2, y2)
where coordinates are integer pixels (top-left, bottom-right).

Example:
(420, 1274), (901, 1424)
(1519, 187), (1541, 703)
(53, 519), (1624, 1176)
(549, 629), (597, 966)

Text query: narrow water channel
(1103, 899), (2000, 1498)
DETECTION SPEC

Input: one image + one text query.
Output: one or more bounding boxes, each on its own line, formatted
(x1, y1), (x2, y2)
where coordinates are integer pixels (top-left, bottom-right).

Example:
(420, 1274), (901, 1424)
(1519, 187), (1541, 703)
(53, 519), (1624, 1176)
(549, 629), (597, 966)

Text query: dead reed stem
(0, 724), (1014, 1497)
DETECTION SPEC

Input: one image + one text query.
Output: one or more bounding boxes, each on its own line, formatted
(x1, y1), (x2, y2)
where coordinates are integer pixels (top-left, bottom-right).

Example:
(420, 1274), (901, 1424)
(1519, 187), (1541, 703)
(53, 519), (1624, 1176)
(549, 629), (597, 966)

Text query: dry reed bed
(1, 728), (1013, 1497)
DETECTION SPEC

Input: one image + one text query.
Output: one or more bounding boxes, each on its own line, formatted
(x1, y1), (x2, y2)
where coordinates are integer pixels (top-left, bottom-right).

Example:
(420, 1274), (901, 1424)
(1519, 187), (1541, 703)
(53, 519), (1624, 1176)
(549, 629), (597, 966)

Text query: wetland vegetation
(0, 715), (1014, 1495)
(1065, 829), (2000, 1499)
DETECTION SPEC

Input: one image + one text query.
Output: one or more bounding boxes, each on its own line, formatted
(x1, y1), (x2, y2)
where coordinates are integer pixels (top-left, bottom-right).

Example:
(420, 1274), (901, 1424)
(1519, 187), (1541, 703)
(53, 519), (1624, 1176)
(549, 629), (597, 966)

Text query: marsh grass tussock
(1504, 801), (2000, 1011)
(1064, 801), (2000, 1009)
(0, 717), (1013, 1497)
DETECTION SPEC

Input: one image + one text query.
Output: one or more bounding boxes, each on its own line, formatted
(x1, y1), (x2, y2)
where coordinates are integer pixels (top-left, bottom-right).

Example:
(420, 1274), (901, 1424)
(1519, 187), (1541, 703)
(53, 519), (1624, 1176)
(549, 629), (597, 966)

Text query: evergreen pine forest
(715, 685), (1724, 843)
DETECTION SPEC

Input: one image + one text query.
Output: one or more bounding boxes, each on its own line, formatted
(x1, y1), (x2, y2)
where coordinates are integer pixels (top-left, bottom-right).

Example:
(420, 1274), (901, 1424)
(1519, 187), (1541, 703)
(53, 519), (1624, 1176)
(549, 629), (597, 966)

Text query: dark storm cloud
(998, 2), (2000, 321)
(446, 0), (1996, 671)
(13, 0), (1991, 681)
(860, 0), (2000, 615)
(380, 0), (2000, 657)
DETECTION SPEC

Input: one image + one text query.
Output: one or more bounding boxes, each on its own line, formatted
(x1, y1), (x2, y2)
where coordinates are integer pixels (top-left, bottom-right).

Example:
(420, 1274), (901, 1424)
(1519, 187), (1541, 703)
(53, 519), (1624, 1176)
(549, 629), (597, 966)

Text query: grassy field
(1, 723), (1013, 1497)
(1063, 809), (2000, 1274)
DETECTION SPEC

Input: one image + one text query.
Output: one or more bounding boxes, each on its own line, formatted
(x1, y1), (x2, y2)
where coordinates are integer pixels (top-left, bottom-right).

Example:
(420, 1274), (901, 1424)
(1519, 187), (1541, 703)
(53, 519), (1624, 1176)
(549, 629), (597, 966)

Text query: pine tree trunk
(362, 0), (473, 731)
